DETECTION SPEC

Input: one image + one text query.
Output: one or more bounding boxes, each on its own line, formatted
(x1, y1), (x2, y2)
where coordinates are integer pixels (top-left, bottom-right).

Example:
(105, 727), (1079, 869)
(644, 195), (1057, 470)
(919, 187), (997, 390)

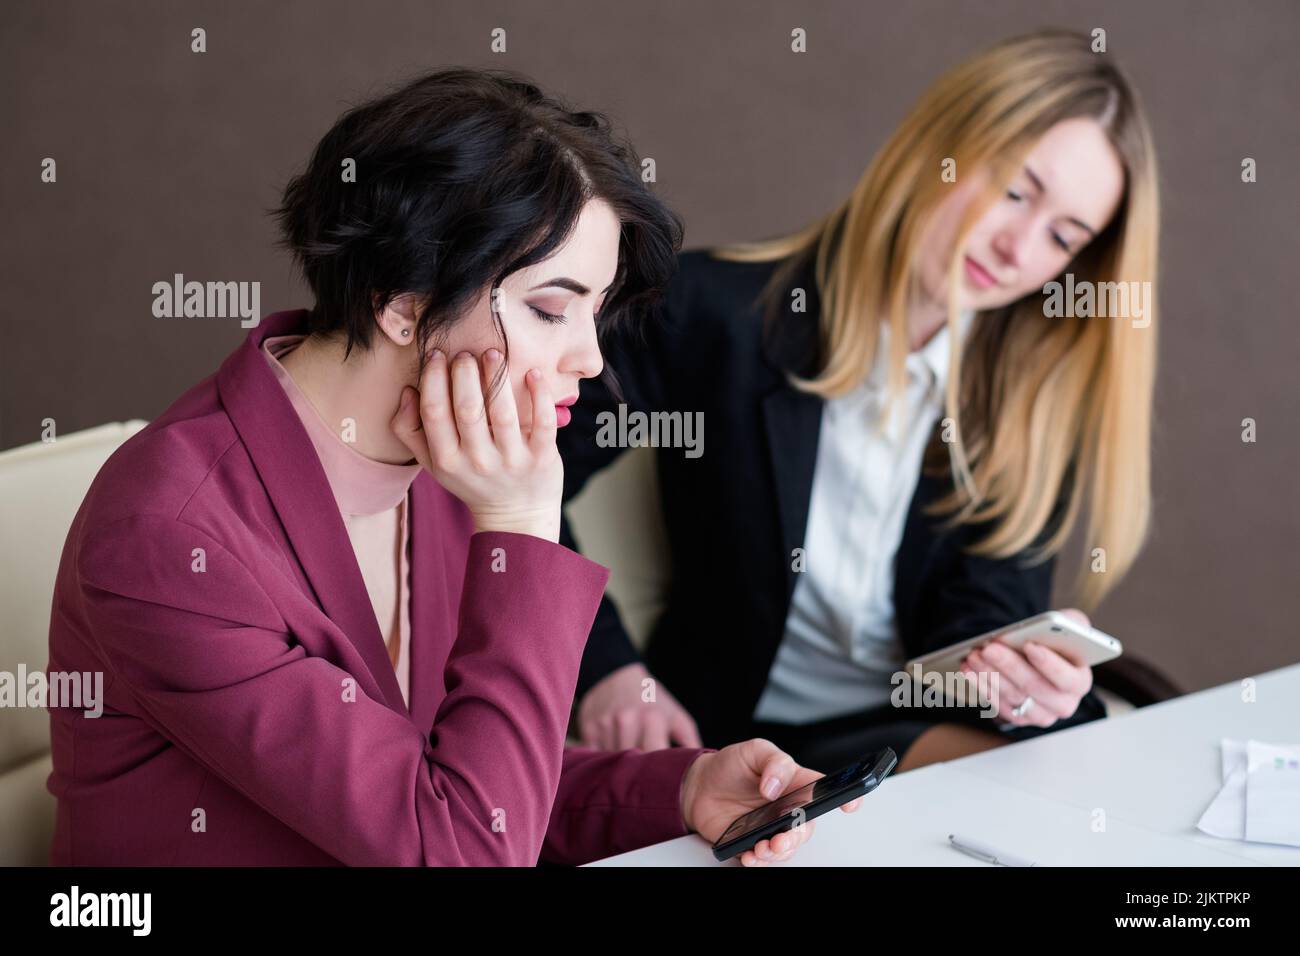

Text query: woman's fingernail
(431, 349), (444, 364)
(399, 388), (412, 410)
(526, 369), (540, 384)
(763, 777), (780, 800)
(485, 348), (501, 363)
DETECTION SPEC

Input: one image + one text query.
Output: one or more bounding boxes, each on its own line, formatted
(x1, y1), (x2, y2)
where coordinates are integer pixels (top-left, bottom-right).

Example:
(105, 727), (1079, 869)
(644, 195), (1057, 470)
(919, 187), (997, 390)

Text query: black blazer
(559, 248), (1106, 748)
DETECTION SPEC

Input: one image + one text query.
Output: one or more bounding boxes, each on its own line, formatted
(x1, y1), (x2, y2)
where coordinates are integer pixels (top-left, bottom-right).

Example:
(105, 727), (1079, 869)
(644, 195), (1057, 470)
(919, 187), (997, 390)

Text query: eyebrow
(1023, 165), (1098, 237)
(527, 277), (615, 296)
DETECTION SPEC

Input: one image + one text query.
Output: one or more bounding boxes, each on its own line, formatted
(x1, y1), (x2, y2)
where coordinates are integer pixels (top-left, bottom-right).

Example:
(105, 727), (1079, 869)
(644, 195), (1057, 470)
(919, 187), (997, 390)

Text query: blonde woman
(560, 29), (1158, 772)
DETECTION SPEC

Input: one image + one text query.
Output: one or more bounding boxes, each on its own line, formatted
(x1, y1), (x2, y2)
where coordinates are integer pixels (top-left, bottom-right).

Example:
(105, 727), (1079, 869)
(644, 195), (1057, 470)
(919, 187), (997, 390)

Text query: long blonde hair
(716, 29), (1159, 611)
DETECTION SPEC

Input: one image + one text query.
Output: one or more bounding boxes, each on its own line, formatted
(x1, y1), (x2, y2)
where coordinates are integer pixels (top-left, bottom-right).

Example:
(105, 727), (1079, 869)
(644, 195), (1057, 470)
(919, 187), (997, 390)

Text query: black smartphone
(711, 748), (897, 862)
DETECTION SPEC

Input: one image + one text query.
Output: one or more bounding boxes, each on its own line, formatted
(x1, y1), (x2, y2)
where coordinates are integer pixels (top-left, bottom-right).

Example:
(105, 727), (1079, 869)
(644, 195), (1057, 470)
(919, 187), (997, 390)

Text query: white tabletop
(948, 662), (1300, 867)
(586, 663), (1300, 866)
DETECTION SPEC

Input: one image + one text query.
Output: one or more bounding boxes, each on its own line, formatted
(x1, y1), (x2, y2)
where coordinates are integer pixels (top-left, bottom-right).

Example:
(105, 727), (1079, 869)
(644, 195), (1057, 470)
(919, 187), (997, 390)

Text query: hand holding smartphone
(904, 610), (1121, 693)
(712, 749), (897, 862)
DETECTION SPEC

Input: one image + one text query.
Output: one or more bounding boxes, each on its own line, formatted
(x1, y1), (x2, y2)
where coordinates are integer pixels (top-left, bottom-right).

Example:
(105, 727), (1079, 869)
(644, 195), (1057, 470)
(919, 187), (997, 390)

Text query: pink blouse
(262, 335), (421, 707)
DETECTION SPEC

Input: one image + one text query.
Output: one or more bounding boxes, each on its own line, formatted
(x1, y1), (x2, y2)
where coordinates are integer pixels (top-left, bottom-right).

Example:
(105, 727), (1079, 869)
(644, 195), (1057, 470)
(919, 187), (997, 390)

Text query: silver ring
(1011, 696), (1035, 718)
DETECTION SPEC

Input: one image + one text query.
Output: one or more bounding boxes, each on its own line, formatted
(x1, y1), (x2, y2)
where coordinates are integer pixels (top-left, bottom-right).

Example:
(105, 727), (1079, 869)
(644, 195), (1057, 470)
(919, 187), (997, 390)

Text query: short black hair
(273, 67), (683, 375)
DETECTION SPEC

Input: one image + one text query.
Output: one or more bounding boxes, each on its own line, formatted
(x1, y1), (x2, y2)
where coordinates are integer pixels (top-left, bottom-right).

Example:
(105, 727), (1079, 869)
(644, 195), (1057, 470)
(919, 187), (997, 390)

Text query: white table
(587, 663), (1300, 866)
(948, 662), (1300, 866)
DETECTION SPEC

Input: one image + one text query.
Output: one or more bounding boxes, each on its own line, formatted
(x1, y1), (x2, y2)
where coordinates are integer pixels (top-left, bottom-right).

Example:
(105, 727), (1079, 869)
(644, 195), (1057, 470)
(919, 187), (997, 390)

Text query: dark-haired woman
(46, 69), (859, 867)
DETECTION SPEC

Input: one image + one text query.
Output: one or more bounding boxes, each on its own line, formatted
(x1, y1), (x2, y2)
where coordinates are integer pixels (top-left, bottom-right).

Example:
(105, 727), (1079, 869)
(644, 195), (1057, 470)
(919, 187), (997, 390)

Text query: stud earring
(400, 329), (410, 338)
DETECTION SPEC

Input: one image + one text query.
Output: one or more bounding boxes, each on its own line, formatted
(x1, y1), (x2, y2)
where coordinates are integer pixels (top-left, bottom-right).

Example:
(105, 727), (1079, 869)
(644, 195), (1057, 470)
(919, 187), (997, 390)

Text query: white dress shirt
(752, 309), (975, 724)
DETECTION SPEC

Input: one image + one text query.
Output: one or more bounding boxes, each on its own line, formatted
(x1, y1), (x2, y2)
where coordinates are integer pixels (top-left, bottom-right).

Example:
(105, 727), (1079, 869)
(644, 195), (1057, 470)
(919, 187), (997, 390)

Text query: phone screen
(716, 752), (887, 843)
(717, 779), (818, 842)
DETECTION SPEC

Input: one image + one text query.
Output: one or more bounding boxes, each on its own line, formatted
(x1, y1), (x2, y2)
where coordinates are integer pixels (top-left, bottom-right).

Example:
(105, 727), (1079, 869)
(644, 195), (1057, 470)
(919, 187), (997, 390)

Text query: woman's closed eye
(1006, 189), (1075, 253)
(529, 304), (567, 324)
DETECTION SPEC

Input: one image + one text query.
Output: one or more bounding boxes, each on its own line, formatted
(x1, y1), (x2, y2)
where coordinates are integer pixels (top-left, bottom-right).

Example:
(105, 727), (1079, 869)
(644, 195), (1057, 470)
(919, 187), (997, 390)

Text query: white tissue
(1196, 738), (1300, 848)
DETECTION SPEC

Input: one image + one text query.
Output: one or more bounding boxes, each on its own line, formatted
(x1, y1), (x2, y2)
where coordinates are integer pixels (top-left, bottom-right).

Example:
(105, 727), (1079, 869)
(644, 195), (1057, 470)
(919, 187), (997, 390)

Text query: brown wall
(3, 0), (1297, 693)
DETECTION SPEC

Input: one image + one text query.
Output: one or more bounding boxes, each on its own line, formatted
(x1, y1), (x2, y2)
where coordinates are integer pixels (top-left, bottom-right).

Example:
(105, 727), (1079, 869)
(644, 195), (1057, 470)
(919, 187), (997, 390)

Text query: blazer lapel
(759, 255), (826, 603)
(216, 310), (407, 716)
(762, 389), (823, 602)
(406, 472), (460, 733)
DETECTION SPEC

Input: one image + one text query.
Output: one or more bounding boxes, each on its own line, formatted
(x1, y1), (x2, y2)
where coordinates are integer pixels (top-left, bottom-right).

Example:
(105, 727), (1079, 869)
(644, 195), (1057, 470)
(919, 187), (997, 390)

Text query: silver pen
(948, 833), (1037, 867)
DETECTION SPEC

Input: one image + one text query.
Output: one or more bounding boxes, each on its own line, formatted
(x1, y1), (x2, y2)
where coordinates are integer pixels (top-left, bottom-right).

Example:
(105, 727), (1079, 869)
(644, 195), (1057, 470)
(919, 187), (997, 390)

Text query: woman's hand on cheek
(390, 348), (563, 542)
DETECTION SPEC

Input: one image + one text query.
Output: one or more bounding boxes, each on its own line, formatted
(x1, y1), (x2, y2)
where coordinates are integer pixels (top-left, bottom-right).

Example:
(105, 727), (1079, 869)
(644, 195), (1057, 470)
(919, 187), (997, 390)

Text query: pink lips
(554, 395), (578, 428)
(964, 255), (998, 290)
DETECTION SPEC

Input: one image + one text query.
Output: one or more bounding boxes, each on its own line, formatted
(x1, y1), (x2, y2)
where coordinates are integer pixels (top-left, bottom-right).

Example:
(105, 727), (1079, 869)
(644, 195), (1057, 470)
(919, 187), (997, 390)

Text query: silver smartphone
(903, 610), (1122, 695)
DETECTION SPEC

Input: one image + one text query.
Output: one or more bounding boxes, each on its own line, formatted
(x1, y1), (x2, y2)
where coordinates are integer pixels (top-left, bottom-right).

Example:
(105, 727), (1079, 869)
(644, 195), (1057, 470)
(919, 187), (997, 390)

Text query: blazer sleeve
(541, 744), (718, 866)
(559, 257), (697, 703)
(75, 513), (611, 866)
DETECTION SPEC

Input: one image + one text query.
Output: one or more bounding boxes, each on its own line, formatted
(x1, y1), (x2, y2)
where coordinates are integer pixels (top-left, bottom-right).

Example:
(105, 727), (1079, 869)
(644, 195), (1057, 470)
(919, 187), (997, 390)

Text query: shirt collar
(866, 307), (975, 405)
(261, 334), (420, 516)
(911, 307), (975, 404)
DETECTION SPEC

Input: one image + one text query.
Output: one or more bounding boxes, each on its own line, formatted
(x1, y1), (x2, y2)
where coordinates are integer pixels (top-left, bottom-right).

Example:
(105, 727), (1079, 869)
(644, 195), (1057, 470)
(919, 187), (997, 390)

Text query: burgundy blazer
(46, 309), (710, 866)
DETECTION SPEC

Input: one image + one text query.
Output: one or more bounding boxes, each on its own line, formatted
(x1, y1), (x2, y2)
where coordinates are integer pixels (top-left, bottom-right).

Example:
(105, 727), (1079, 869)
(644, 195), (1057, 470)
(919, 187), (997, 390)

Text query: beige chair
(564, 446), (670, 653)
(0, 420), (148, 865)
